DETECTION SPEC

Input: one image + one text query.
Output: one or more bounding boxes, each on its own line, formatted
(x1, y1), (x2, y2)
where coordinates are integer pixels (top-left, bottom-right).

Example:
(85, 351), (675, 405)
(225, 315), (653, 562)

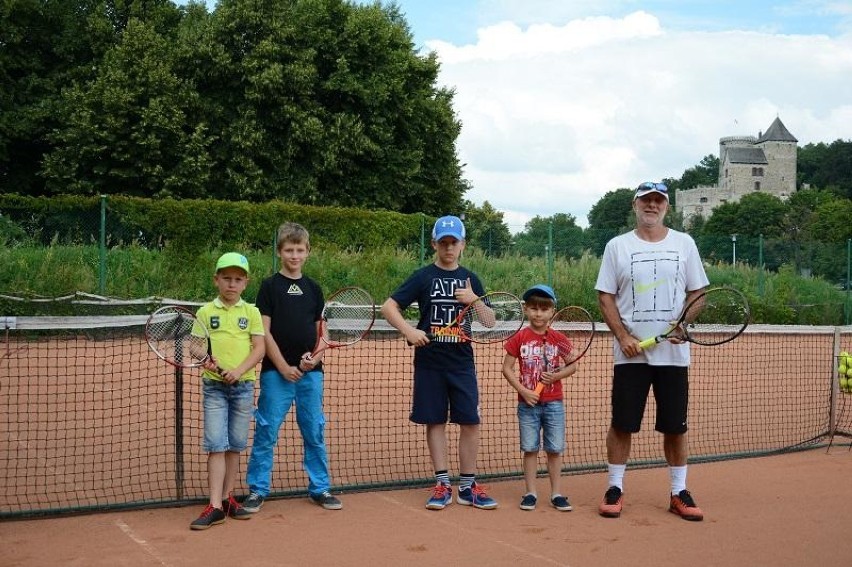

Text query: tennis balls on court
(840, 364), (848, 375)
(847, 367), (852, 378)
(841, 377), (849, 389)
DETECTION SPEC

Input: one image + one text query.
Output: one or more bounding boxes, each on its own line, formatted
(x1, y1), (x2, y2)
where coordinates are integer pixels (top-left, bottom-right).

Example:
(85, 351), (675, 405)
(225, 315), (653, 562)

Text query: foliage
(1, 242), (848, 326)
(2, 0), (466, 215)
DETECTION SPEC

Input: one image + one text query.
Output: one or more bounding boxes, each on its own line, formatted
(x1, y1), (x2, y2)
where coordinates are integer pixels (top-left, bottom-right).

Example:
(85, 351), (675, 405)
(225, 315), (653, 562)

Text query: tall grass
(0, 244), (849, 324)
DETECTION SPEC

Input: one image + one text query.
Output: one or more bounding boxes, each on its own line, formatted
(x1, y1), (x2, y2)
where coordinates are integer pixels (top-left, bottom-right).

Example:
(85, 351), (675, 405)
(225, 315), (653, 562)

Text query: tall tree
(514, 213), (584, 258)
(461, 200), (511, 256)
(42, 17), (213, 197)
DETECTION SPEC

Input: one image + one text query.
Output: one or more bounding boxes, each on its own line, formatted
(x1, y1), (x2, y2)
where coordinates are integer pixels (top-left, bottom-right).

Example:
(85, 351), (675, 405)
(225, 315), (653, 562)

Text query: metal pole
(731, 234), (737, 265)
(99, 195), (106, 295)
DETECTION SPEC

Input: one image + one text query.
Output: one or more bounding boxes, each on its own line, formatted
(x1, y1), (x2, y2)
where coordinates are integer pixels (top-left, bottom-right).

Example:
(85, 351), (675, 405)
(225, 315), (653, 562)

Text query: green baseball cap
(215, 252), (250, 274)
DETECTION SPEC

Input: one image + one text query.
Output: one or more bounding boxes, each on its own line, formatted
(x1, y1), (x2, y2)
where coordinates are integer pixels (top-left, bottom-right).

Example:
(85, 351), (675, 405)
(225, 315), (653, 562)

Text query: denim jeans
(246, 369), (331, 497)
(517, 400), (566, 453)
(202, 378), (254, 453)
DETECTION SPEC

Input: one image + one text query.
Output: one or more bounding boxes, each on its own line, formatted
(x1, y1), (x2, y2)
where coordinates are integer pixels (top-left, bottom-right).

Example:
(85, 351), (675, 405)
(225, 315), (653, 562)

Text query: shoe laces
(471, 483), (490, 497)
(226, 495), (241, 510)
(199, 504), (218, 518)
(676, 490), (697, 507)
(431, 484), (450, 497)
(604, 486), (622, 504)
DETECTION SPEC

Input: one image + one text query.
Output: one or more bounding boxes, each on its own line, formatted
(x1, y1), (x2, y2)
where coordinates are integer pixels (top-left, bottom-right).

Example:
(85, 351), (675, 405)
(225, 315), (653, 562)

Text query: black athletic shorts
(610, 364), (688, 434)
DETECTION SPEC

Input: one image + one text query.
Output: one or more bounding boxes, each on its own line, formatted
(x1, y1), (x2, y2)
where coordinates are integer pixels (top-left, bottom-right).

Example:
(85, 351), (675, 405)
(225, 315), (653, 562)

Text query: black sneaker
(519, 493), (537, 511)
(223, 494), (252, 520)
(190, 504), (226, 530)
(551, 494), (573, 512)
(241, 492), (265, 513)
(309, 491), (343, 510)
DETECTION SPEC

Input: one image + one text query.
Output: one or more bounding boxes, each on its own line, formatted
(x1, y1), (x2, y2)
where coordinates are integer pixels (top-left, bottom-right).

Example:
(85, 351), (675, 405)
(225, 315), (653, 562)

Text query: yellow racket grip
(637, 336), (659, 350)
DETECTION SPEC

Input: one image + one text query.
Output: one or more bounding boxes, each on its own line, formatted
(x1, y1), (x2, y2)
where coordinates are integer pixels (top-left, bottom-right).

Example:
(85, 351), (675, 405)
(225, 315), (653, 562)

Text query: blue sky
(187, 1), (852, 230)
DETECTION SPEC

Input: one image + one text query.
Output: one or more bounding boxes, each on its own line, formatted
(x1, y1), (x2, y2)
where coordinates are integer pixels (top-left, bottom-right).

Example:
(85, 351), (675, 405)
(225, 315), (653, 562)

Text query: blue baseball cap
(523, 284), (557, 304)
(215, 252), (250, 274)
(432, 215), (466, 241)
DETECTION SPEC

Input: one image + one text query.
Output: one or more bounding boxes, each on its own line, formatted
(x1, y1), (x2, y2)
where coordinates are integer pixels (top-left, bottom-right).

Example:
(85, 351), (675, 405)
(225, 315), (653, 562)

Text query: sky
(193, 1), (852, 231)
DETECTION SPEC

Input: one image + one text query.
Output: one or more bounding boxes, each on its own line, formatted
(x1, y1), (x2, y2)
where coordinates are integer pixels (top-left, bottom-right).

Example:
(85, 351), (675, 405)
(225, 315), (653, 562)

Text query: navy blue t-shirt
(255, 272), (324, 372)
(390, 264), (486, 370)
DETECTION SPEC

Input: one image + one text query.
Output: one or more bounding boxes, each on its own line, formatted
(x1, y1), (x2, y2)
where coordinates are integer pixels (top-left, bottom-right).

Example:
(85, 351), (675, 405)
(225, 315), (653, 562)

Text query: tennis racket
(145, 305), (219, 371)
(535, 306), (595, 394)
(638, 286), (750, 349)
(307, 287), (375, 360)
(427, 291), (524, 344)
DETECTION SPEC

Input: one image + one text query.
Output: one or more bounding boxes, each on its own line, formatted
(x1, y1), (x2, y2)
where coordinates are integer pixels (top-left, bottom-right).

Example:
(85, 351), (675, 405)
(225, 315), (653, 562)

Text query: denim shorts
(517, 400), (565, 453)
(202, 378), (255, 453)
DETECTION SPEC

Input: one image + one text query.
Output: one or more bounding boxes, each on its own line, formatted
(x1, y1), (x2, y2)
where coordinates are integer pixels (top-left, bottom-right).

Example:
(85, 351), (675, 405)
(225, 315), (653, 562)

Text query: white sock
(607, 463), (626, 490)
(670, 465), (687, 495)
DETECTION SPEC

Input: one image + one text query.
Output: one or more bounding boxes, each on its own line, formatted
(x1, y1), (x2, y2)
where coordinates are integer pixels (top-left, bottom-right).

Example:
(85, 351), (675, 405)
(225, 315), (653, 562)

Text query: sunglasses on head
(637, 182), (668, 193)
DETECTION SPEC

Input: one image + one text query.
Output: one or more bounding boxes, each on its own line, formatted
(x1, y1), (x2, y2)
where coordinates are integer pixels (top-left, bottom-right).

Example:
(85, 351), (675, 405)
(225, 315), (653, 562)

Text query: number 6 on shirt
(307, 286), (375, 360)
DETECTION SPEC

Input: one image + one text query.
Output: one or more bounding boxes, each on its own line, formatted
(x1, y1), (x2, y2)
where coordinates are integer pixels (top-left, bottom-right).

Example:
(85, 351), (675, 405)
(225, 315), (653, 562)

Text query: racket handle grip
(533, 383), (544, 395)
(407, 333), (435, 346)
(637, 336), (659, 350)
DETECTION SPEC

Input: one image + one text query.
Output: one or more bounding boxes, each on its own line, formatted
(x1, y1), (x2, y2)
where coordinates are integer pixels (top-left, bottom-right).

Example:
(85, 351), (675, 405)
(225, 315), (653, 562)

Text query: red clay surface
(6, 446), (852, 567)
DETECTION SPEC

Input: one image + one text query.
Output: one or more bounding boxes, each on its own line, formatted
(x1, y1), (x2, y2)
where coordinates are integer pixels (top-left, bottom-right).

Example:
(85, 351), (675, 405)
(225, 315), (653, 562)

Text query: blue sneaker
(426, 483), (452, 510)
(457, 482), (498, 509)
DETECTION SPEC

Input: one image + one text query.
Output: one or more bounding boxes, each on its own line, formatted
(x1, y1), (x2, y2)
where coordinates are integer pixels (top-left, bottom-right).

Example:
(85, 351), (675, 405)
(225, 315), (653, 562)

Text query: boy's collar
(214, 296), (245, 308)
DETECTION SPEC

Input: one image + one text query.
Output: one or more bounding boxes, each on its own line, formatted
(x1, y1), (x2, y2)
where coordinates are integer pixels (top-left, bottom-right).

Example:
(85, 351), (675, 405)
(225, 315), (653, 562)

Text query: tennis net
(2, 305), (851, 518)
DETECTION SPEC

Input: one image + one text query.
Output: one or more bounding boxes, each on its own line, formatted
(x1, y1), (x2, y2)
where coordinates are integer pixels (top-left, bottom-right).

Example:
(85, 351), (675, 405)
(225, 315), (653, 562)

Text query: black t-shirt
(255, 272), (324, 371)
(389, 263), (485, 370)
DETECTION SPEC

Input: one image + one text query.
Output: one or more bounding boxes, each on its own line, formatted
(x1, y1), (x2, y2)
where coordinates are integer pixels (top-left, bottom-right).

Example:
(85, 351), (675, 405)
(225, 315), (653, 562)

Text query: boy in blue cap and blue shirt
(502, 284), (577, 511)
(381, 215), (499, 511)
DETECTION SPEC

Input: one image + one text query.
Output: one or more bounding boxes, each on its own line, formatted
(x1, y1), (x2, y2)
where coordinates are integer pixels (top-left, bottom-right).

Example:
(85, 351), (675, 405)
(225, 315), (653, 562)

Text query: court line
(377, 494), (573, 567)
(114, 518), (174, 567)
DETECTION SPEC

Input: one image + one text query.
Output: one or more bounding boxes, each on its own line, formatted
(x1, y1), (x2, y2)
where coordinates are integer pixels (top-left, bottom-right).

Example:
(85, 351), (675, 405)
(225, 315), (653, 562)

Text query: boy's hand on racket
(520, 387), (540, 407)
(299, 352), (321, 371)
(404, 327), (430, 347)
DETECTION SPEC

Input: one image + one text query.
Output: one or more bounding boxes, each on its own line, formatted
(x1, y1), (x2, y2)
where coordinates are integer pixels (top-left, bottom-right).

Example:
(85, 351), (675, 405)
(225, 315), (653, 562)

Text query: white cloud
(428, 11), (852, 231)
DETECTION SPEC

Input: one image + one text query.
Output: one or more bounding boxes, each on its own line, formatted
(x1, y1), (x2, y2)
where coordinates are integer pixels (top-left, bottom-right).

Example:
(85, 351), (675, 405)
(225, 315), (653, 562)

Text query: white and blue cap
(522, 284), (557, 305)
(432, 215), (466, 241)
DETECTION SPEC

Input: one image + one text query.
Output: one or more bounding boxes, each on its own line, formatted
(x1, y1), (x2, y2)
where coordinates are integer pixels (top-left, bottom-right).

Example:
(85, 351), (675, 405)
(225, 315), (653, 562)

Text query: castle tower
(755, 117), (798, 199)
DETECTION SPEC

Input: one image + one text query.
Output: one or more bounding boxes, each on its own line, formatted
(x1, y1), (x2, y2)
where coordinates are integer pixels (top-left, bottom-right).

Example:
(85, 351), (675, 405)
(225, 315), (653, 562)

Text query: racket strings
(683, 289), (750, 345)
(322, 288), (375, 346)
(464, 293), (524, 343)
(146, 308), (209, 366)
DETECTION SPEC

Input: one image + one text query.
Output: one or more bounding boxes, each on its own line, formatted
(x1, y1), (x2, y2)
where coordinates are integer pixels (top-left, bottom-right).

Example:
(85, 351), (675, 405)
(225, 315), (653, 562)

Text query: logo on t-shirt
(238, 317), (248, 330)
(287, 284), (303, 295)
(210, 316), (220, 329)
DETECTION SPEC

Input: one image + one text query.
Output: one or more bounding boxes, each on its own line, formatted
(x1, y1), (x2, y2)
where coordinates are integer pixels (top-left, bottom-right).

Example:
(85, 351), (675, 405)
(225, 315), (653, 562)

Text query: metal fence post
(99, 195), (106, 295)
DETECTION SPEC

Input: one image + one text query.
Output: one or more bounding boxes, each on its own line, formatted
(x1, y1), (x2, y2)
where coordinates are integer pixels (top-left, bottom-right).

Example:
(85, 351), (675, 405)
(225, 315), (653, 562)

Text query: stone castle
(675, 117), (798, 224)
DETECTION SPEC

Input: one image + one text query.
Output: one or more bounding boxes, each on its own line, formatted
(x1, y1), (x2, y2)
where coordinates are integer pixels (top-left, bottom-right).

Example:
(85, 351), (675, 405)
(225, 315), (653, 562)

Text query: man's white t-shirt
(595, 228), (709, 366)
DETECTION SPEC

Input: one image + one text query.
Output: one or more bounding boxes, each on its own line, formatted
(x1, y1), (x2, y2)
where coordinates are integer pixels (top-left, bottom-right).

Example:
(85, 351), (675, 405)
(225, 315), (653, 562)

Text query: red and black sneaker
(190, 504), (226, 530)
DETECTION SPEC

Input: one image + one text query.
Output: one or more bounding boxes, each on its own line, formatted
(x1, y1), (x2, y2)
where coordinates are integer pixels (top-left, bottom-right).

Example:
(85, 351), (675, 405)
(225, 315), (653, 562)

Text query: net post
(174, 366), (185, 501)
(99, 195), (106, 295)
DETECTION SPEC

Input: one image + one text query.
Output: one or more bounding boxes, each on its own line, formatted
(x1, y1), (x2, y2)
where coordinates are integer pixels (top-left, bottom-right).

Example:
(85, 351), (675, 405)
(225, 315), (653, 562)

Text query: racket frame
(535, 305), (595, 394)
(309, 286), (375, 359)
(145, 305), (213, 369)
(430, 291), (524, 345)
(638, 286), (750, 349)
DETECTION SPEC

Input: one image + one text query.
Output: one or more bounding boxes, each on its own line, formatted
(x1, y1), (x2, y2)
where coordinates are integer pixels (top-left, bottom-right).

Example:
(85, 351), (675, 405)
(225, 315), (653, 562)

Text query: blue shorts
(611, 364), (689, 434)
(410, 366), (480, 425)
(517, 401), (565, 453)
(202, 378), (255, 453)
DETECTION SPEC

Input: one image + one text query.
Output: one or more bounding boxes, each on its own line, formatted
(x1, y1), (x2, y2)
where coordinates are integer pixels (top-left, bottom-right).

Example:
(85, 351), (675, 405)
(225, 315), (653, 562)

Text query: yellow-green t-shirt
(194, 298), (264, 382)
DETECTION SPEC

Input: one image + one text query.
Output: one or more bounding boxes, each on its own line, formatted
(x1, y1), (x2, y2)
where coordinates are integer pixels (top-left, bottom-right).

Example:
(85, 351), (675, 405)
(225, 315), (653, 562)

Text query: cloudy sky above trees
(201, 1), (852, 230)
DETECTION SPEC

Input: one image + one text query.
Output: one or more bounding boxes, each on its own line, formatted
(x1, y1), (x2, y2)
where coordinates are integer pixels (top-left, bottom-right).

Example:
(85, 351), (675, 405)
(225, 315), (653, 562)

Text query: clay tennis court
(5, 448), (852, 567)
(2, 321), (852, 566)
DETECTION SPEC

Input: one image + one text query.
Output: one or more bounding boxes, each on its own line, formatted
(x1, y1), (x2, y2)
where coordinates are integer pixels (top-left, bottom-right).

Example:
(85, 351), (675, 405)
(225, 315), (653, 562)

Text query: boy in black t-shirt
(381, 215), (498, 511)
(243, 222), (342, 513)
